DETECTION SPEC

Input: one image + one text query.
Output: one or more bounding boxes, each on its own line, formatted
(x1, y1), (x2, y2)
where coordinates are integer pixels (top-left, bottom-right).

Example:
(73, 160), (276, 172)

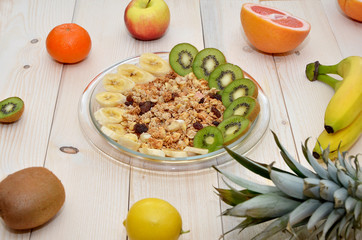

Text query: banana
(117, 64), (156, 84)
(95, 92), (126, 107)
(306, 56), (362, 133)
(163, 149), (188, 158)
(118, 134), (141, 151)
(183, 146), (209, 155)
(100, 123), (126, 141)
(139, 147), (166, 157)
(313, 112), (362, 160)
(139, 53), (172, 76)
(94, 107), (124, 125)
(102, 73), (135, 93)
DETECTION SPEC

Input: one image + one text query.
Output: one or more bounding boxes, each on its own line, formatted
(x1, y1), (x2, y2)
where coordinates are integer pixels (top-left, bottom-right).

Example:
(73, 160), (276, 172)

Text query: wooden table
(0, 0), (361, 239)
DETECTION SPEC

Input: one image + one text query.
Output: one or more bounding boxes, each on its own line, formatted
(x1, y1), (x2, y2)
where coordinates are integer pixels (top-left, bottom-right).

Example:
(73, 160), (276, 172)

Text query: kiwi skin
(0, 167), (65, 230)
(0, 97), (25, 123)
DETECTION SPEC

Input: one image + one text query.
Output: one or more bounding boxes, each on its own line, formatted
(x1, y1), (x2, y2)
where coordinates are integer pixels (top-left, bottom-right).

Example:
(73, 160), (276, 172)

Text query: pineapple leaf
(271, 131), (318, 179)
(345, 196), (358, 214)
(302, 139), (330, 180)
(213, 166), (281, 194)
(354, 201), (361, 221)
(327, 159), (339, 183)
(220, 217), (271, 239)
(337, 168), (355, 189)
(320, 179), (341, 201)
(252, 214), (290, 240)
(288, 199), (322, 227)
(307, 202), (334, 230)
(270, 168), (306, 200)
(215, 187), (256, 206)
(337, 213), (354, 237)
(334, 188), (348, 208)
(321, 208), (345, 239)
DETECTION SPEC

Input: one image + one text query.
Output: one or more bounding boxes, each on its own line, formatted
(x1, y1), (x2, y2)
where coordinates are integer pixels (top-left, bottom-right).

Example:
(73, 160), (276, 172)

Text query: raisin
(193, 122), (203, 130)
(209, 93), (222, 101)
(212, 121), (220, 126)
(172, 92), (179, 100)
(125, 95), (134, 106)
(134, 123), (148, 134)
(125, 101), (133, 106)
(198, 98), (205, 104)
(211, 106), (221, 118)
(139, 101), (153, 114)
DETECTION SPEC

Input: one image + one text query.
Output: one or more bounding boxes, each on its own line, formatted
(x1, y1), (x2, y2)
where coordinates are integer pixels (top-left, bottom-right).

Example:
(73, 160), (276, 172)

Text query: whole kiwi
(0, 167), (65, 230)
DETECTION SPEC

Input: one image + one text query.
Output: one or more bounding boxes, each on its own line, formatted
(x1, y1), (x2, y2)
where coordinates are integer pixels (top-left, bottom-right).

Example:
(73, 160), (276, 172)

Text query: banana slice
(163, 149), (188, 158)
(95, 92), (126, 107)
(102, 73), (135, 93)
(139, 147), (166, 157)
(100, 123), (126, 141)
(139, 53), (171, 77)
(94, 107), (124, 125)
(117, 64), (156, 84)
(118, 134), (141, 151)
(183, 146), (209, 155)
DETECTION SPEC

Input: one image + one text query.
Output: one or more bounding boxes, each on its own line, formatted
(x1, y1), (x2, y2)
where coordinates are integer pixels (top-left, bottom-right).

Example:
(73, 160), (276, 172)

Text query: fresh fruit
(223, 96), (260, 122)
(193, 126), (224, 152)
(124, 0), (170, 41)
(117, 64), (156, 84)
(208, 63), (244, 91)
(192, 48), (226, 80)
(183, 146), (209, 155)
(306, 56), (362, 133)
(217, 115), (250, 144)
(102, 73), (135, 93)
(0, 97), (24, 123)
(215, 132), (362, 239)
(240, 3), (311, 53)
(162, 149), (188, 158)
(123, 198), (182, 240)
(46, 23), (91, 64)
(139, 147), (166, 157)
(313, 112), (362, 160)
(94, 107), (124, 125)
(100, 123), (126, 141)
(169, 43), (199, 76)
(95, 92), (126, 107)
(118, 134), (141, 151)
(338, 0), (362, 22)
(0, 167), (65, 230)
(221, 78), (258, 107)
(139, 53), (171, 76)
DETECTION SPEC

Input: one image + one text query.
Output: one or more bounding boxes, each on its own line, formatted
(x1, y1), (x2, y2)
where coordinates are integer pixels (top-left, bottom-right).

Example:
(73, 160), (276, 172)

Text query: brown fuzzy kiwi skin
(0, 167), (65, 230)
(0, 97), (25, 123)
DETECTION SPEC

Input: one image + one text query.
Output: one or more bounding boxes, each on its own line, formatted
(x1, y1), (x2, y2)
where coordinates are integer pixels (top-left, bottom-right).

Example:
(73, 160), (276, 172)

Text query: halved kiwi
(169, 43), (199, 76)
(208, 63), (244, 91)
(221, 78), (258, 107)
(223, 96), (260, 122)
(217, 115), (250, 144)
(192, 48), (226, 80)
(0, 97), (24, 123)
(193, 126), (224, 152)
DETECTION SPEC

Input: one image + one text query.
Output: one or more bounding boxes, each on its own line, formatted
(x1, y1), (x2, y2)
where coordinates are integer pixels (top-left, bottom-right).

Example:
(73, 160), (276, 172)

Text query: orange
(338, 0), (362, 22)
(46, 23), (91, 64)
(240, 3), (311, 54)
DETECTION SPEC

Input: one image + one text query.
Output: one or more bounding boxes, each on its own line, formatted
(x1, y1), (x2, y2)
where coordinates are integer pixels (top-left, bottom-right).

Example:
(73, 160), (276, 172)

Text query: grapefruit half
(240, 3), (311, 54)
(338, 0), (362, 22)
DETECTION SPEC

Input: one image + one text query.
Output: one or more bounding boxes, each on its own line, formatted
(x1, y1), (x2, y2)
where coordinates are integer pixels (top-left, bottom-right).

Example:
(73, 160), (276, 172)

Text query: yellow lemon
(123, 198), (182, 240)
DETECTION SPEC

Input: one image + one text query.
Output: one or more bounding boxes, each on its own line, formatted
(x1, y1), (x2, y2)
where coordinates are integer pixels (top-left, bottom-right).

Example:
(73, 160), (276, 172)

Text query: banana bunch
(306, 56), (362, 159)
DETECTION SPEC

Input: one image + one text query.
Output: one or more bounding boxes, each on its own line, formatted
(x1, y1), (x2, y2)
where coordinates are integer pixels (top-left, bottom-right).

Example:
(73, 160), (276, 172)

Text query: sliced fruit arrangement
(208, 63), (244, 91)
(221, 78), (258, 107)
(192, 48), (226, 80)
(214, 133), (361, 239)
(223, 96), (260, 122)
(0, 97), (25, 123)
(169, 43), (198, 76)
(306, 56), (362, 159)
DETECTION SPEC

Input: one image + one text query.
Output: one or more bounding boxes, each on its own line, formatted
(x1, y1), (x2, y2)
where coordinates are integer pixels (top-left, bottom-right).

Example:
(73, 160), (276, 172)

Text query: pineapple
(215, 132), (361, 240)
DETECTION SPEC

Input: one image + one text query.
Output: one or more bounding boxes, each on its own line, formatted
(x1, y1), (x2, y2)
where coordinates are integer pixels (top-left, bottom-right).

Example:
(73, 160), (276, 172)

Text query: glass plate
(78, 52), (270, 171)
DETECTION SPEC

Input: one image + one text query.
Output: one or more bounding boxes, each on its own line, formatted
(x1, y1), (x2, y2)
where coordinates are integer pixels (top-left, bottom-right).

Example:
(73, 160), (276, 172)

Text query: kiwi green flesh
(192, 48), (226, 80)
(208, 63), (244, 90)
(0, 97), (24, 122)
(217, 115), (250, 144)
(169, 43), (198, 76)
(193, 126), (223, 152)
(223, 96), (260, 121)
(221, 78), (258, 107)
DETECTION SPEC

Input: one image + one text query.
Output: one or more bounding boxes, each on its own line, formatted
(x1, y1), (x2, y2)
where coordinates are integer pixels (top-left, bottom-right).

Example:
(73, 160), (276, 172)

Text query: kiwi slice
(208, 63), (244, 91)
(221, 78), (258, 107)
(192, 48), (226, 80)
(169, 43), (199, 76)
(217, 115), (250, 144)
(223, 96), (260, 122)
(0, 97), (24, 123)
(193, 126), (224, 152)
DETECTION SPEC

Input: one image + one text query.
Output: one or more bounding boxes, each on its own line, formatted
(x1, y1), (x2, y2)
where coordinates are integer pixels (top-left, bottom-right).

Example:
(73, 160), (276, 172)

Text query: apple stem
(146, 0), (151, 8)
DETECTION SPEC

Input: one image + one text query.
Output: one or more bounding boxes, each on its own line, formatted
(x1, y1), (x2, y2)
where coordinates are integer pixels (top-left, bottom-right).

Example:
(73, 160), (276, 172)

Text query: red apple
(124, 0), (170, 41)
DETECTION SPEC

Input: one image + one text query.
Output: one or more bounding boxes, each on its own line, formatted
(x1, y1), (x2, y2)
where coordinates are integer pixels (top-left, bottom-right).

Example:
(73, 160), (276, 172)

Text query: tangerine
(240, 3), (311, 54)
(338, 0), (362, 22)
(46, 23), (91, 64)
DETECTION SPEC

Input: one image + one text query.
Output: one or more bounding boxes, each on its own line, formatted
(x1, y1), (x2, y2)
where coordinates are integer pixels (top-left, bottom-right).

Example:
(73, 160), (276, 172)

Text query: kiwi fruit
(208, 63), (244, 91)
(193, 126), (224, 152)
(0, 167), (65, 230)
(221, 78), (258, 107)
(223, 96), (260, 122)
(217, 115), (250, 144)
(169, 43), (199, 76)
(0, 97), (24, 123)
(192, 48), (226, 80)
